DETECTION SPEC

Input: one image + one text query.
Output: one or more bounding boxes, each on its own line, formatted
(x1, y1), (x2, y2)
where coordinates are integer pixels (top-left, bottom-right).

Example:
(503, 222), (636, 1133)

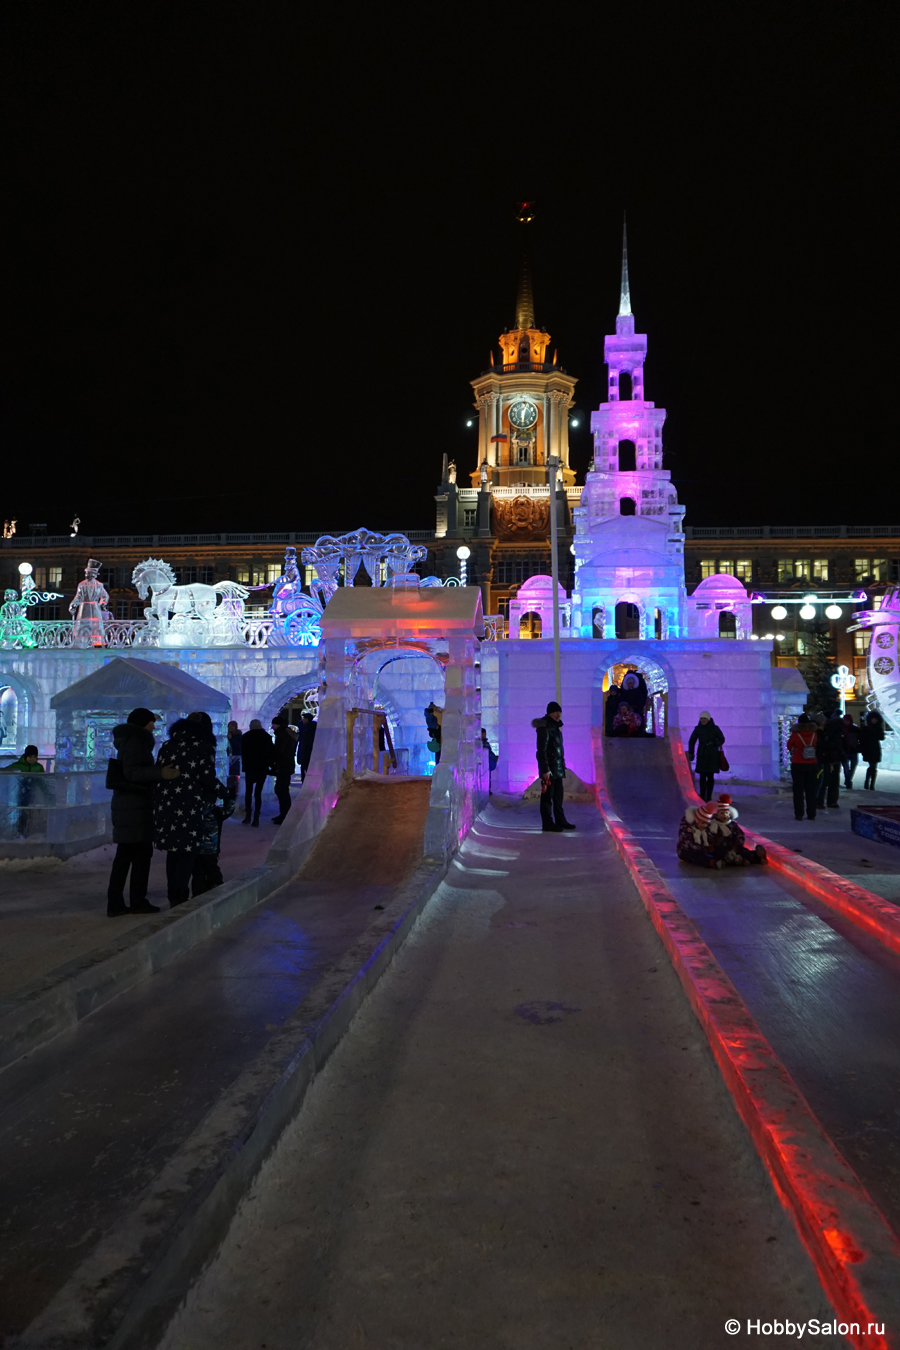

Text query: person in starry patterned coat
(153, 713), (218, 905)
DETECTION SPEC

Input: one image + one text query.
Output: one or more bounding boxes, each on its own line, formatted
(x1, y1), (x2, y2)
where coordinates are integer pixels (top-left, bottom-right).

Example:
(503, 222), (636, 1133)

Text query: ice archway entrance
(594, 650), (671, 739)
(352, 646), (446, 776)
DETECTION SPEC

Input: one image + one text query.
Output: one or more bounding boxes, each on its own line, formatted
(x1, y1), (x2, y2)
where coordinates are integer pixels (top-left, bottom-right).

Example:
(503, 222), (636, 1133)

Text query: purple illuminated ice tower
(571, 223), (687, 639)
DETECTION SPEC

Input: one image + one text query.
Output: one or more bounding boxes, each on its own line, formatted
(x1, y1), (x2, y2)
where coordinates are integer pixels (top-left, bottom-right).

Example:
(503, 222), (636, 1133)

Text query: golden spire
(514, 202), (536, 330)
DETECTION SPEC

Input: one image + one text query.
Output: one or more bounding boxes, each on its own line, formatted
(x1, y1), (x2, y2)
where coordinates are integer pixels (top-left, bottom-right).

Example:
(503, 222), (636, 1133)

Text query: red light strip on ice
(593, 728), (900, 1348)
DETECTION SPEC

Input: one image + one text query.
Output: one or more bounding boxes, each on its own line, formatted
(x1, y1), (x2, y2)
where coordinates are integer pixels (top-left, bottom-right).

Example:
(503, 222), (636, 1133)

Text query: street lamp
(771, 605), (788, 621)
(456, 545), (470, 586)
(825, 604), (842, 620)
(799, 603), (816, 620)
(830, 663), (856, 714)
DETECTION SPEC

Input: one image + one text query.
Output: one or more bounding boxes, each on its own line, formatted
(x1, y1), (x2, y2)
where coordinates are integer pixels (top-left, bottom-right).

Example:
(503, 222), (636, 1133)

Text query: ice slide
(601, 732), (900, 1241)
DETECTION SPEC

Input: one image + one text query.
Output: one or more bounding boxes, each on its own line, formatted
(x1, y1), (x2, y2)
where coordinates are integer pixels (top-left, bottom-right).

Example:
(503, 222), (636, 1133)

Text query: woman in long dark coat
(859, 710), (885, 790)
(688, 711), (726, 802)
(153, 713), (218, 906)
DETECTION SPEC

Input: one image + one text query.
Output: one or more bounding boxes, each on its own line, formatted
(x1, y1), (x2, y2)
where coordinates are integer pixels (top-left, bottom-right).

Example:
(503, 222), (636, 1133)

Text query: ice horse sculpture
(132, 559), (250, 647)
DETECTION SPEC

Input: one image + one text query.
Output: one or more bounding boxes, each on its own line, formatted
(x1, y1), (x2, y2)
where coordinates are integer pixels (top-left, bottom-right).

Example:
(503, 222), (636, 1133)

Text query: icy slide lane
(158, 802), (833, 1350)
(601, 737), (900, 1323)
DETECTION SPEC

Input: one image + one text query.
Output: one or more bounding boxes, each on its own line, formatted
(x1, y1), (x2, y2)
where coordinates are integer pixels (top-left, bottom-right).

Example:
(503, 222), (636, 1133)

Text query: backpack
(796, 730), (816, 760)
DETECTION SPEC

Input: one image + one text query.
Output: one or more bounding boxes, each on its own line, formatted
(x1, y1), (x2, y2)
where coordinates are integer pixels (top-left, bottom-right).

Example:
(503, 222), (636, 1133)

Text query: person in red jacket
(787, 713), (818, 821)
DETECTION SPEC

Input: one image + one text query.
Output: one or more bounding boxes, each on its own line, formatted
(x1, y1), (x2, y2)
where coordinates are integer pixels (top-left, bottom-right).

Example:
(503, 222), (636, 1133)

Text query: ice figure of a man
(0, 588), (35, 648)
(70, 558), (109, 648)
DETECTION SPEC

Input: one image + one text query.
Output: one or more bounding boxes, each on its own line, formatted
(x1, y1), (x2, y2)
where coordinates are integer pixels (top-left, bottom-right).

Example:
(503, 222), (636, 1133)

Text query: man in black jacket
(815, 710), (844, 809)
(271, 715), (299, 824)
(296, 712), (317, 781)
(107, 707), (179, 916)
(240, 718), (274, 826)
(532, 701), (576, 833)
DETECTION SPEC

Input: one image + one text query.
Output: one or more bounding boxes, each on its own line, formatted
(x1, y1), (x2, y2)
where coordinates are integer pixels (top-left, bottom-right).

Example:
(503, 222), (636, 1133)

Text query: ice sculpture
(131, 559), (250, 647)
(268, 546), (323, 647)
(0, 589), (36, 648)
(849, 585), (900, 726)
(301, 529), (427, 600)
(70, 559), (110, 648)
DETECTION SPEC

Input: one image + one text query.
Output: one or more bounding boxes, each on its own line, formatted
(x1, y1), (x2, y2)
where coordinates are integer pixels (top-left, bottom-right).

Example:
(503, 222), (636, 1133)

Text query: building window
(777, 559), (793, 582)
(855, 558), (870, 581)
(718, 560), (734, 575)
(235, 565), (250, 584)
(854, 631), (870, 656)
(812, 559), (829, 581)
(735, 559), (752, 582)
(180, 566), (198, 584)
(794, 559), (810, 580)
(49, 566), (62, 588)
(266, 564), (281, 584)
(872, 558), (888, 582)
(304, 564), (317, 587)
(495, 557), (549, 586)
(700, 559), (717, 579)
(33, 567), (47, 588)
(463, 509), (476, 528)
(115, 600), (130, 619)
(199, 565), (214, 584)
(132, 602), (146, 619)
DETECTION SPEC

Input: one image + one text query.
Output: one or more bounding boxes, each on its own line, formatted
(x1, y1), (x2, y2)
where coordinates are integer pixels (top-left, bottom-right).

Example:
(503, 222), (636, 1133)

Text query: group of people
(787, 708), (884, 820)
(107, 707), (230, 916)
(106, 706), (318, 916)
(605, 673), (651, 737)
(227, 712), (317, 827)
(677, 793), (768, 869)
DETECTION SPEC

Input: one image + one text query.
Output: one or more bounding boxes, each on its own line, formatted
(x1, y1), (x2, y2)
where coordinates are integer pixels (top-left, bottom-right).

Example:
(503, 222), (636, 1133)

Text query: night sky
(1, 3), (895, 539)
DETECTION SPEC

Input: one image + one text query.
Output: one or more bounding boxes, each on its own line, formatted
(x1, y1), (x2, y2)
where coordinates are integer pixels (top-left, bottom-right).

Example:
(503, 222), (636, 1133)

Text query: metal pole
(548, 453), (562, 706)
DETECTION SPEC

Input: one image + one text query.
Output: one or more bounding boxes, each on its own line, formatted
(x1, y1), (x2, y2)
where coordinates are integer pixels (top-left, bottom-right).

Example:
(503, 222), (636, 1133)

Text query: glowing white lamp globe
(456, 546), (471, 560)
(750, 634), (759, 640)
(825, 604), (842, 620)
(764, 632), (775, 640)
(775, 633), (785, 641)
(18, 562), (33, 575)
(799, 603), (816, 620)
(771, 604), (788, 621)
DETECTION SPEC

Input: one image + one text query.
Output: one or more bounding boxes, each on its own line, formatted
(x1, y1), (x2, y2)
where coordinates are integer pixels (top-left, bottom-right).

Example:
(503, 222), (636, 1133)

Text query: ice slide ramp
(296, 775), (433, 888)
(601, 733), (900, 1243)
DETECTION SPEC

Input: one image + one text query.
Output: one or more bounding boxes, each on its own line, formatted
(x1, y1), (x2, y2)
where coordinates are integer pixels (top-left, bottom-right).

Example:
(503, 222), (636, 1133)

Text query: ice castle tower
(571, 224), (687, 640)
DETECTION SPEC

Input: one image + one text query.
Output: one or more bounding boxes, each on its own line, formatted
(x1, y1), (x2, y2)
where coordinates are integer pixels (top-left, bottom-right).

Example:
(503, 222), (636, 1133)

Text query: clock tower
(468, 210), (577, 491)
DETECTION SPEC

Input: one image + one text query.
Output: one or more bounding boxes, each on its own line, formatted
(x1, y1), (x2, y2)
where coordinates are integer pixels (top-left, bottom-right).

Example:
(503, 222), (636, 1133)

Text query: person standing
(842, 712), (860, 790)
(226, 720), (242, 782)
(296, 712), (317, 782)
(425, 702), (443, 764)
(859, 710), (886, 790)
(786, 713), (818, 820)
(153, 713), (217, 906)
(107, 708), (179, 917)
(1, 744), (46, 839)
(688, 712), (726, 802)
(271, 715), (299, 824)
(240, 718), (274, 826)
(816, 709), (844, 810)
(532, 701), (576, 833)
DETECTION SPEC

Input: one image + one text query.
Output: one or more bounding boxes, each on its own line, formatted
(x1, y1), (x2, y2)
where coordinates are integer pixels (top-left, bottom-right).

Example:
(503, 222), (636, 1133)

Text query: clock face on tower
(508, 399), (539, 431)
